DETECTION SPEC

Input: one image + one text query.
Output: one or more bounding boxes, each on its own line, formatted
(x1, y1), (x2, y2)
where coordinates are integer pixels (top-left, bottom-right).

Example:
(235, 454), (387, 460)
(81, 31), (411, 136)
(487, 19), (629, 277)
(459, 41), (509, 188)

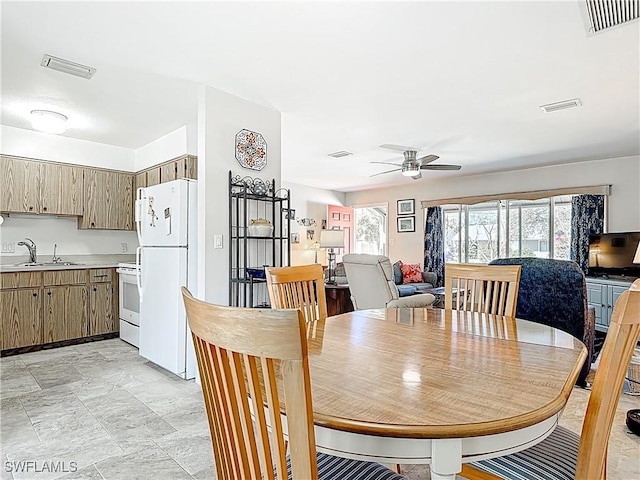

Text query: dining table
(301, 307), (587, 480)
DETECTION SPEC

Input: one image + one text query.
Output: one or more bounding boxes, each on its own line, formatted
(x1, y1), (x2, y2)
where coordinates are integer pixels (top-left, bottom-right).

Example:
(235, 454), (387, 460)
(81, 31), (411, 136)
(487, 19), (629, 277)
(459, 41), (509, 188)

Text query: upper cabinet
(1, 156), (83, 215)
(136, 155), (197, 190)
(0, 154), (195, 231)
(78, 169), (133, 230)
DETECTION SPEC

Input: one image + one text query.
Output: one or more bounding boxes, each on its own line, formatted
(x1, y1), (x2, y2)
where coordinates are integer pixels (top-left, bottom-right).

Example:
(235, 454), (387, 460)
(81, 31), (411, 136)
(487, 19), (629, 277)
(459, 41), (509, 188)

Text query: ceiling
(1, 1), (639, 192)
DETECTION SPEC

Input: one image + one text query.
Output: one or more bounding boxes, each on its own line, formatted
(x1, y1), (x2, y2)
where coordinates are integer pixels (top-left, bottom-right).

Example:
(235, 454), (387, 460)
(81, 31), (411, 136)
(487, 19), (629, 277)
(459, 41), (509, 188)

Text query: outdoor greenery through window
(354, 205), (387, 255)
(442, 196), (572, 264)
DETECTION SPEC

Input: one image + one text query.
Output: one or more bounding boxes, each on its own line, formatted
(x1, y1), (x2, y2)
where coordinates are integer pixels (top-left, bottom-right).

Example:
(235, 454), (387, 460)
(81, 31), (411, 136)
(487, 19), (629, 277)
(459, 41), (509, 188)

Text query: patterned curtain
(424, 206), (444, 287)
(570, 195), (604, 274)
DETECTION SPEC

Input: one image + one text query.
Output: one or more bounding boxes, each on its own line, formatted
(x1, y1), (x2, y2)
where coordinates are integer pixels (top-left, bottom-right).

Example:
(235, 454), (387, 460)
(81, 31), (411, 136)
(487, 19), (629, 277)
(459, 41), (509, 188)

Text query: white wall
(282, 181), (346, 265)
(198, 86), (281, 304)
(345, 156), (640, 266)
(0, 215), (134, 260)
(134, 125), (188, 171)
(1, 125), (134, 170)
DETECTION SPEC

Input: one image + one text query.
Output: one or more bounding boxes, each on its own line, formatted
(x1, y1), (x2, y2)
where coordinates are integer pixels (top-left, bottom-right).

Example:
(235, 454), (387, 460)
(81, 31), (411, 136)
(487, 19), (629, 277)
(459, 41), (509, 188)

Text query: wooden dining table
(302, 307), (587, 480)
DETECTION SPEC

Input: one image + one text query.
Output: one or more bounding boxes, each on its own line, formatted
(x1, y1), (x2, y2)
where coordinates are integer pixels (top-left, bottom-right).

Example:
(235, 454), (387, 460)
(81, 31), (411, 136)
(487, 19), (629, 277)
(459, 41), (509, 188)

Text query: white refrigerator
(135, 178), (197, 379)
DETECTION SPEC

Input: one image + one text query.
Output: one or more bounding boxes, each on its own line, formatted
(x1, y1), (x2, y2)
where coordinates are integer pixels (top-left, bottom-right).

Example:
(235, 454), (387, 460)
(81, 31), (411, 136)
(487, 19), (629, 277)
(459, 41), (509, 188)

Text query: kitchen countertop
(0, 254), (135, 273)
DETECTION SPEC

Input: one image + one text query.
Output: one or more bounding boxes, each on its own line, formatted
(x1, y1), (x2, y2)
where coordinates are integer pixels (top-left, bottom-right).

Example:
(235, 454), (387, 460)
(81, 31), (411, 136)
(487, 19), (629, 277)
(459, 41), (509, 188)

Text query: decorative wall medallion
(235, 129), (267, 171)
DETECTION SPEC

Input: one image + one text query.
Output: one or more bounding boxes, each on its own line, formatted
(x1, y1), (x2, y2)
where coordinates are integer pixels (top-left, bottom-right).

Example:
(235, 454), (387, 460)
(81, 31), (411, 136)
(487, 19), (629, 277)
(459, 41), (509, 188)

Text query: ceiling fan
(371, 144), (462, 180)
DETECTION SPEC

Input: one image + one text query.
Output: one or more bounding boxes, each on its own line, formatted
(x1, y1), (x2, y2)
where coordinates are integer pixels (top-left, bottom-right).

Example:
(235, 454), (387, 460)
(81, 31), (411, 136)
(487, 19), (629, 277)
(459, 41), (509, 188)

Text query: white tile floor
(1, 339), (638, 479)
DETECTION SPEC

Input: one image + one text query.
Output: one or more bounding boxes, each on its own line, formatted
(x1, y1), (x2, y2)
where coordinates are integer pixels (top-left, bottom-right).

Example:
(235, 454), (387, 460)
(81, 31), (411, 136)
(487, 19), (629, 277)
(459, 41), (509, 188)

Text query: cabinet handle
(90, 222), (95, 227)
(43, 206), (48, 211)
(33, 292), (37, 297)
(47, 291), (52, 296)
(29, 206), (34, 211)
(92, 274), (108, 278)
(93, 287), (97, 292)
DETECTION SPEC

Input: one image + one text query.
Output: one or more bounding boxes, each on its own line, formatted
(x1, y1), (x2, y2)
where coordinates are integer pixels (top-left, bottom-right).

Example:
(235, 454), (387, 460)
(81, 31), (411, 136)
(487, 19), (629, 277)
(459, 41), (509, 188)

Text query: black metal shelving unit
(228, 171), (291, 307)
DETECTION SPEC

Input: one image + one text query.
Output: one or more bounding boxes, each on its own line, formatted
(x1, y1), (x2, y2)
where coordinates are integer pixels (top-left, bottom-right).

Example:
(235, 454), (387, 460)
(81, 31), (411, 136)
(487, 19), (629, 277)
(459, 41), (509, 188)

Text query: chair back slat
(576, 282), (640, 479)
(444, 264), (522, 317)
(266, 264), (327, 323)
(182, 287), (318, 480)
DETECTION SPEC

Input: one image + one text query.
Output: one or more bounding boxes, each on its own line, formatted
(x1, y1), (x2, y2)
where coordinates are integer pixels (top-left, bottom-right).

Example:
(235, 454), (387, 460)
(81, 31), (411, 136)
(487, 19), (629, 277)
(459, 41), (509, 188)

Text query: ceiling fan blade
(379, 143), (420, 153)
(420, 164), (462, 171)
(417, 154), (440, 165)
(370, 168), (401, 177)
(370, 161), (403, 167)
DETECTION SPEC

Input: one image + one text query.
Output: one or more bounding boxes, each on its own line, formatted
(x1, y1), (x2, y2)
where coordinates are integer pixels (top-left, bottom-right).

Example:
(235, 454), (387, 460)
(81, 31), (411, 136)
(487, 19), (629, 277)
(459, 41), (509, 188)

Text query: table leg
(430, 438), (462, 480)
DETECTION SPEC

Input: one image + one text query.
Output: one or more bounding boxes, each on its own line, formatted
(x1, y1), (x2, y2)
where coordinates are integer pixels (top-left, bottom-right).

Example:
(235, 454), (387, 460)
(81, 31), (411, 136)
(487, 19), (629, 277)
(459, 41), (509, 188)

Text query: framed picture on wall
(397, 199), (415, 215)
(397, 216), (415, 233)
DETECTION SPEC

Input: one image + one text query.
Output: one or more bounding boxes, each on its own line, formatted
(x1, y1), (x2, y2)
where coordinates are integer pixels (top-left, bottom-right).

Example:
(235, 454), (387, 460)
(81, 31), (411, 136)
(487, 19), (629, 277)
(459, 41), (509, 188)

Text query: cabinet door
(184, 156), (197, 179)
(114, 172), (133, 230)
(40, 163), (83, 215)
(79, 168), (107, 229)
(607, 285), (628, 326)
(0, 157), (40, 213)
(44, 286), (88, 343)
(160, 161), (177, 183)
(146, 167), (161, 187)
(135, 172), (147, 191)
(1, 289), (43, 350)
(585, 281), (606, 328)
(89, 282), (116, 335)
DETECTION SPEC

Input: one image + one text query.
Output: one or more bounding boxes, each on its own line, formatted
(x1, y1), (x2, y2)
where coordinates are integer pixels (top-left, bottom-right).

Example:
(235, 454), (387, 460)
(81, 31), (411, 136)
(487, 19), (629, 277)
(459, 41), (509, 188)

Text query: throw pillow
(401, 263), (423, 284)
(392, 261), (404, 285)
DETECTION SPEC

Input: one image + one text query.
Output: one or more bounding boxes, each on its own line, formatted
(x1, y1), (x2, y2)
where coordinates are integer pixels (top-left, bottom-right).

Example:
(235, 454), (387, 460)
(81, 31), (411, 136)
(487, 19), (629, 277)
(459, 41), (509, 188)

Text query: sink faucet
(17, 238), (37, 263)
(52, 244), (62, 263)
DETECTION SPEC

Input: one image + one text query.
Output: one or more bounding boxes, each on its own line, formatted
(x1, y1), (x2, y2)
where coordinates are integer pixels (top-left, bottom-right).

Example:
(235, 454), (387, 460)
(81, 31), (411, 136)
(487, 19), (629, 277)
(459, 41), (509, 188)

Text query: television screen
(588, 232), (640, 276)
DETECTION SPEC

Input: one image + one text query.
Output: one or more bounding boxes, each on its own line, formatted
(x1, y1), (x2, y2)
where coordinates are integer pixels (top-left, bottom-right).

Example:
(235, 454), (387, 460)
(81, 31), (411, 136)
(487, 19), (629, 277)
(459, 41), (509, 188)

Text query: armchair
(489, 257), (595, 387)
(342, 254), (435, 309)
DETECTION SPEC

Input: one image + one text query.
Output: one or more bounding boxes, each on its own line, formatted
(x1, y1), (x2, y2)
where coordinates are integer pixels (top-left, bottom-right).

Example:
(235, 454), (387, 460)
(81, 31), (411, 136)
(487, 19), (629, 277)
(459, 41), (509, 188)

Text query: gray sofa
(392, 261), (437, 296)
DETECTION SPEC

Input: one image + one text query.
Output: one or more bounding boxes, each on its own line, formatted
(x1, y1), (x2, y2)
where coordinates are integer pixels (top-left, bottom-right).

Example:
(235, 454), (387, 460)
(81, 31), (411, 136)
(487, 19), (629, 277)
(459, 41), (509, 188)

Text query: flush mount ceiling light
(401, 162), (420, 177)
(30, 110), (68, 134)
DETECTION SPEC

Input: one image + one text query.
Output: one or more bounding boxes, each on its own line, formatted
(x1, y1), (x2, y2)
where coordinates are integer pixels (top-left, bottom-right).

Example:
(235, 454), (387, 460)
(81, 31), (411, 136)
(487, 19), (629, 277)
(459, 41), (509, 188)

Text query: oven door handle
(136, 246), (143, 302)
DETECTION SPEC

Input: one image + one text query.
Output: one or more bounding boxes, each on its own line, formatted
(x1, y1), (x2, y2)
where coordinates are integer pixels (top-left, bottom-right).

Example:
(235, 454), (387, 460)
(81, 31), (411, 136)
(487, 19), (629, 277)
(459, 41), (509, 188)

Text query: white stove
(116, 262), (140, 347)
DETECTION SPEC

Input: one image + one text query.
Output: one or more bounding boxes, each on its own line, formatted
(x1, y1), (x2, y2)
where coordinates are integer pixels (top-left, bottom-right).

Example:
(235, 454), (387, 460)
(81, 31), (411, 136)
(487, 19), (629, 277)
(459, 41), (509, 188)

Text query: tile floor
(1, 339), (638, 480)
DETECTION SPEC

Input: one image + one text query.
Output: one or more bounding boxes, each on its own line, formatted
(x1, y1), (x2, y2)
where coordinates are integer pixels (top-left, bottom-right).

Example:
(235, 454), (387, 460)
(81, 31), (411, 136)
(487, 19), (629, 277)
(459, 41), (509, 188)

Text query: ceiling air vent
(540, 98), (583, 113)
(582, 0), (639, 34)
(327, 151), (353, 158)
(41, 54), (96, 79)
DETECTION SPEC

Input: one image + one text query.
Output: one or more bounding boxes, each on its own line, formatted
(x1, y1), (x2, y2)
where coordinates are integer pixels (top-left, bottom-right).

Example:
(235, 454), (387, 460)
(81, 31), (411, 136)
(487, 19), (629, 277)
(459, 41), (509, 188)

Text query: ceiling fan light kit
(371, 147), (462, 179)
(401, 163), (420, 176)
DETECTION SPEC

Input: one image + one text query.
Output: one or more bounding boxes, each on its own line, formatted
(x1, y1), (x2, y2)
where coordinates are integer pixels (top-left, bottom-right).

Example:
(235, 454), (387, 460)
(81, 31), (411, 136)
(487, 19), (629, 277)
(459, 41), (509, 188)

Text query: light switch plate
(213, 235), (223, 249)
(121, 243), (128, 253)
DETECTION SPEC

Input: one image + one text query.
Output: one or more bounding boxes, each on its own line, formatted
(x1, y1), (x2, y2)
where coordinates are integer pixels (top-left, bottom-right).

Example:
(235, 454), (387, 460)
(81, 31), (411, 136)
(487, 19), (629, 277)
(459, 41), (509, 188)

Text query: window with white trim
(442, 196), (573, 264)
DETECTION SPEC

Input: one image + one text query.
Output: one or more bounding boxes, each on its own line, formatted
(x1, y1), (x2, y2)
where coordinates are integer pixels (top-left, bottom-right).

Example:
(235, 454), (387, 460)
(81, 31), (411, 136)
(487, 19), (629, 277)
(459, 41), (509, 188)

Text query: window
(354, 205), (387, 255)
(441, 196), (573, 263)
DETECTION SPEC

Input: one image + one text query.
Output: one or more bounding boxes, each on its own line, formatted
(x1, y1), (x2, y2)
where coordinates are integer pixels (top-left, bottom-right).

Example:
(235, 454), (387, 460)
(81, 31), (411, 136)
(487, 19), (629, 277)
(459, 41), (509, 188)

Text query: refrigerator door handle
(135, 187), (145, 245)
(136, 246), (143, 302)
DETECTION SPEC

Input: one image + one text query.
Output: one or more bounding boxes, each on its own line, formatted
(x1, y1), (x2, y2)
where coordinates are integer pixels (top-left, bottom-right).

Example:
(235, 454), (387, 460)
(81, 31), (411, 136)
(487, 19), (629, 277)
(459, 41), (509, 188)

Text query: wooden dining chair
(444, 264), (522, 317)
(181, 287), (406, 480)
(265, 264), (327, 323)
(460, 280), (640, 480)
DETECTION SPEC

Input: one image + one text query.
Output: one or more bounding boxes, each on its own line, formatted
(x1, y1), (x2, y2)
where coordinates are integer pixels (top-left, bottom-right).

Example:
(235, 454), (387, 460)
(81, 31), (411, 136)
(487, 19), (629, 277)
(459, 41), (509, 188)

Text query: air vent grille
(327, 151), (353, 158)
(41, 54), (96, 79)
(540, 98), (583, 113)
(584, 0), (639, 33)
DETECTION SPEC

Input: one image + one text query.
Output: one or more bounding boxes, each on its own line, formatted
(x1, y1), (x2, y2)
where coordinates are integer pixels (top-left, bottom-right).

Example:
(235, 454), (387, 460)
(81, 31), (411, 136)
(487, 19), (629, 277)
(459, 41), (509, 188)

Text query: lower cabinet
(44, 285), (88, 342)
(89, 282), (115, 335)
(1, 288), (43, 350)
(1, 268), (118, 352)
(586, 277), (634, 332)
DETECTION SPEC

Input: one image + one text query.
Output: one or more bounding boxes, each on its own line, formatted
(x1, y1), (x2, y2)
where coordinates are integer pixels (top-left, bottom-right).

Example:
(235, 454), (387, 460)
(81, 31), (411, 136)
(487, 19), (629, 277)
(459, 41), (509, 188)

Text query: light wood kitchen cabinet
(160, 161), (177, 182)
(44, 285), (88, 342)
(146, 167), (161, 186)
(161, 155), (197, 182)
(135, 172), (147, 191)
(1, 156), (41, 213)
(1, 288), (43, 350)
(40, 162), (83, 215)
(89, 282), (116, 335)
(42, 269), (88, 342)
(79, 169), (133, 230)
(0, 156), (83, 215)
